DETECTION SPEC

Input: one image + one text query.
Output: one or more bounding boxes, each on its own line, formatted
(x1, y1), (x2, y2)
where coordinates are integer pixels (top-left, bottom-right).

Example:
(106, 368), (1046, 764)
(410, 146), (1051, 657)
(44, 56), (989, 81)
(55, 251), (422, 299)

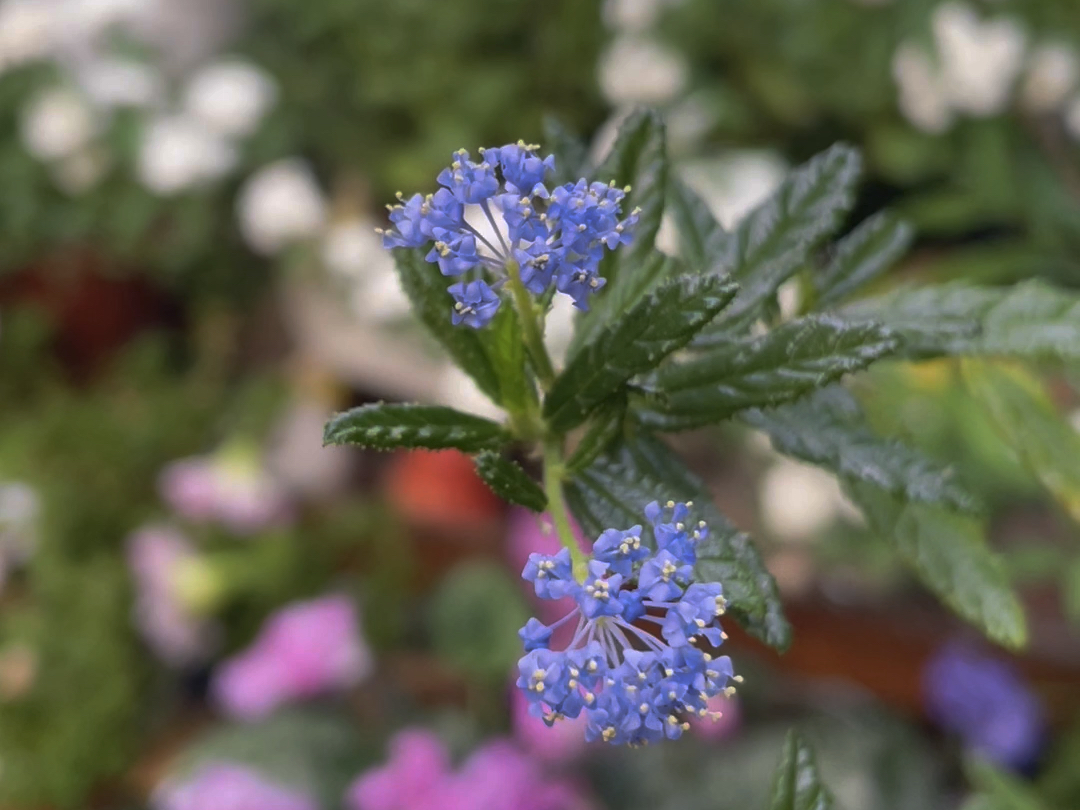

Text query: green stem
(505, 260), (556, 389)
(543, 436), (587, 580)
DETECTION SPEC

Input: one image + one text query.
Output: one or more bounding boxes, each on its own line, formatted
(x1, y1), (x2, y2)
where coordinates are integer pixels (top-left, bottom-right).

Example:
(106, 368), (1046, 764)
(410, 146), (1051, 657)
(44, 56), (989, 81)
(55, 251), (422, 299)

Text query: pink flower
(511, 686), (586, 763)
(154, 763), (317, 810)
(126, 525), (215, 667)
(159, 445), (293, 535)
(212, 594), (372, 720)
(346, 730), (450, 810)
(346, 730), (591, 810)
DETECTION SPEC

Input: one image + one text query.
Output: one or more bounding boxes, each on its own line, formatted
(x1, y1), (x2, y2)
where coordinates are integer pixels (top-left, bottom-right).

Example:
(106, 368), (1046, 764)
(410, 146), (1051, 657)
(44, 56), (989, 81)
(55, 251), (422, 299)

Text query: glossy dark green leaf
(846, 481), (1026, 648)
(767, 731), (836, 810)
(566, 395), (627, 475)
(815, 212), (914, 307)
(545, 274), (740, 433)
(842, 280), (1080, 361)
(473, 451), (547, 512)
(394, 247), (502, 401)
(571, 110), (669, 351)
(744, 386), (978, 512)
(565, 433), (790, 650)
(697, 144), (863, 342)
(639, 315), (899, 430)
(667, 177), (724, 271)
(323, 403), (510, 452)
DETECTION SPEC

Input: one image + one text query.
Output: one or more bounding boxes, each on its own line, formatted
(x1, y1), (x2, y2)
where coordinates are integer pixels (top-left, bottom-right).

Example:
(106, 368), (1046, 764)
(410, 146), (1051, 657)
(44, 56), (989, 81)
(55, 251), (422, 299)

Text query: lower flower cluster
(516, 501), (739, 746)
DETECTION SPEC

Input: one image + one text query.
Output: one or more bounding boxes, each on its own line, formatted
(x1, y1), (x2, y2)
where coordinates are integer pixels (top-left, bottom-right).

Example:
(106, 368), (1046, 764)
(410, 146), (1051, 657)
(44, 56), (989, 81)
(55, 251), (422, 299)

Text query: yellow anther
(624, 184), (632, 193)
(395, 191), (404, 199)
(724, 686), (736, 697)
(666, 500), (675, 508)
(639, 703), (649, 713)
(694, 619), (706, 628)
(734, 675), (744, 683)
(584, 692), (595, 704)
(681, 722), (691, 731)
(667, 715), (679, 725)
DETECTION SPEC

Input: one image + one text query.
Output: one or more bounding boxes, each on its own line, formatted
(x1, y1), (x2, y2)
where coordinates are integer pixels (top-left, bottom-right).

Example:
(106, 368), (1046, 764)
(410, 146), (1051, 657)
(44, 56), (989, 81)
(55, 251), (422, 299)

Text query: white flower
(184, 59), (277, 139)
(76, 56), (162, 108)
(932, 2), (1026, 117)
(598, 36), (687, 106)
(51, 145), (109, 195)
(20, 86), (98, 161)
(1021, 42), (1078, 112)
(321, 218), (387, 279)
(759, 459), (858, 543)
(0, 1), (56, 72)
(1065, 95), (1080, 141)
(236, 158), (327, 255)
(678, 151), (787, 229)
(137, 115), (236, 195)
(602, 0), (664, 32)
(892, 42), (954, 134)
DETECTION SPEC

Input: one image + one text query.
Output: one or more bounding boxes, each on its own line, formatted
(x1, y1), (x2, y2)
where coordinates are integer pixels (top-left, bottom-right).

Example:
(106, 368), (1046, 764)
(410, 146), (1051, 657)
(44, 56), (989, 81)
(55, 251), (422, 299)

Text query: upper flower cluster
(516, 501), (739, 747)
(378, 141), (640, 328)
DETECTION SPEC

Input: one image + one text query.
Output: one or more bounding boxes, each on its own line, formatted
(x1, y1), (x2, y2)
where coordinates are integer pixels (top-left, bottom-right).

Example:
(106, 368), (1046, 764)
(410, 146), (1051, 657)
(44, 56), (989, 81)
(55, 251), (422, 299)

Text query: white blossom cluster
(891, 2), (1080, 141)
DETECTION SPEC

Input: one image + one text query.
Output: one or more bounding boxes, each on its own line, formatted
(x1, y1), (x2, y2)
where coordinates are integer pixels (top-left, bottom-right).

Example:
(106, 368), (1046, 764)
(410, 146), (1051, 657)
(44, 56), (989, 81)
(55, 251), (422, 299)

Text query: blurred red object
(384, 449), (503, 528)
(0, 249), (176, 378)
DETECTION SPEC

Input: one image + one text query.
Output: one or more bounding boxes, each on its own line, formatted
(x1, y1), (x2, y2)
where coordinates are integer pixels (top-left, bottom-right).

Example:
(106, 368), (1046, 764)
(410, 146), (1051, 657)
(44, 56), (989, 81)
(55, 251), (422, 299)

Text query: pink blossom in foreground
(511, 686), (586, 763)
(126, 525), (215, 667)
(154, 762), (317, 810)
(159, 443), (293, 535)
(346, 729), (591, 810)
(212, 594), (372, 720)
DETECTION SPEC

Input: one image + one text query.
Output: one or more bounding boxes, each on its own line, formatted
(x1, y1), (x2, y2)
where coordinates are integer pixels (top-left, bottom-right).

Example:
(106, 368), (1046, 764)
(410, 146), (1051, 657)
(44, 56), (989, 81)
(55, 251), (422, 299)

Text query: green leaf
(815, 212), (914, 307)
(323, 403), (510, 452)
(744, 386), (979, 512)
(962, 759), (1048, 810)
(697, 143), (863, 342)
(571, 110), (669, 351)
(639, 315), (900, 430)
(566, 395), (627, 475)
(542, 116), (588, 186)
(842, 280), (1080, 361)
(767, 731), (836, 810)
(484, 303), (535, 421)
(565, 433), (791, 650)
(961, 360), (1080, 523)
(546, 274), (738, 434)
(846, 481), (1026, 648)
(394, 247), (502, 401)
(667, 176), (724, 271)
(473, 451), (547, 512)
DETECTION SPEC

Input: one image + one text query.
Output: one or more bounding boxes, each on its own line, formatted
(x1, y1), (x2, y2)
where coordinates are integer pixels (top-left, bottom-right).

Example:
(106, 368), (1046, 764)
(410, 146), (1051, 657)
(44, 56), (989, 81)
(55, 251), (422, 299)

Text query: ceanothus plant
(325, 109), (1080, 755)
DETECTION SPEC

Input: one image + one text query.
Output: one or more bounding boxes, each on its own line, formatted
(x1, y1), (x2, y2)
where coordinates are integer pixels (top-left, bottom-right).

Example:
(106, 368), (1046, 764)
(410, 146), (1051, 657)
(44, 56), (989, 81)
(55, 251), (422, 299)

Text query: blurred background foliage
(0, 0), (1079, 808)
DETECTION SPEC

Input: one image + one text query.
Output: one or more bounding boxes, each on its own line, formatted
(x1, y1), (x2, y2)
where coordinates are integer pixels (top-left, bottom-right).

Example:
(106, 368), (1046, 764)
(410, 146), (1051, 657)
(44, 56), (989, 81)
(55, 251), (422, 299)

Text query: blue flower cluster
(516, 501), (739, 746)
(377, 141), (640, 328)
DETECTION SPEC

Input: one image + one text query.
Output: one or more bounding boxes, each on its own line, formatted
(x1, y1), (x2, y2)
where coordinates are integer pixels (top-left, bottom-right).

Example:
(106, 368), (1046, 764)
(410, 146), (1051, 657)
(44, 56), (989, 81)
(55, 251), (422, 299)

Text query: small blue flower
(512, 237), (559, 295)
(486, 141), (555, 197)
(519, 618), (553, 652)
(426, 227), (480, 276)
(379, 193), (429, 249)
(515, 501), (739, 747)
(593, 525), (647, 578)
(437, 149), (500, 204)
(522, 548), (575, 600)
(576, 560), (624, 619)
(448, 280), (501, 328)
(638, 549), (692, 602)
(555, 258), (606, 311)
